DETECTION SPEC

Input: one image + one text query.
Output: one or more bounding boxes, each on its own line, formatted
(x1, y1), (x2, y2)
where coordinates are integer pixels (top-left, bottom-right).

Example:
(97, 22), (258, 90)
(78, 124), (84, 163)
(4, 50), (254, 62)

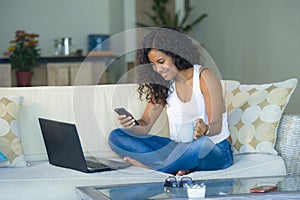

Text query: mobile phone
(114, 108), (139, 126)
(250, 185), (277, 193)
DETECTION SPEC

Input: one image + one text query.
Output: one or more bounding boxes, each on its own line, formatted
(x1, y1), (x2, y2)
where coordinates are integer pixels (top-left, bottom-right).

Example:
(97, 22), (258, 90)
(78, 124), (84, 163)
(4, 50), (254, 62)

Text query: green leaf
(144, 11), (160, 25)
(179, 7), (192, 28)
(184, 13), (208, 32)
(174, 12), (179, 27)
(136, 22), (152, 28)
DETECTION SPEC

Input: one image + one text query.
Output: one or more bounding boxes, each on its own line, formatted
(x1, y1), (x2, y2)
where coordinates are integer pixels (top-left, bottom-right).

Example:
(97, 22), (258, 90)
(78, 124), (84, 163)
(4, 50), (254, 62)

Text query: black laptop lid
(39, 118), (89, 172)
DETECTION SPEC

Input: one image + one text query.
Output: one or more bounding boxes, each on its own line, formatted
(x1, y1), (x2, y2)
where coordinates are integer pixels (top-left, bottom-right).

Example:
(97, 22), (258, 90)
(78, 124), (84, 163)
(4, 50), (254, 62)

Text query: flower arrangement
(3, 30), (40, 72)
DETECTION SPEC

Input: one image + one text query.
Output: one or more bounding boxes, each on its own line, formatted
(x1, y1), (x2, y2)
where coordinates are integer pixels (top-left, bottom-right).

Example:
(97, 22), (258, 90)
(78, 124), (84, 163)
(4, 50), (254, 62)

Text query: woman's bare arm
(200, 69), (225, 136)
(117, 102), (164, 135)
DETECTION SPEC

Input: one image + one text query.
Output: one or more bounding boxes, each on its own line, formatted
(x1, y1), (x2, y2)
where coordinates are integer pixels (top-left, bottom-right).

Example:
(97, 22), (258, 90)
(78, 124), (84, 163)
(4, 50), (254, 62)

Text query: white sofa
(0, 82), (296, 200)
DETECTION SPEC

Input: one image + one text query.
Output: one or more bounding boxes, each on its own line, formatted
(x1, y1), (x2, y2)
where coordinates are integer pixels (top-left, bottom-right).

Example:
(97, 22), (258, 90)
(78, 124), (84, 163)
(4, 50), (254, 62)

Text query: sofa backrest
(0, 81), (237, 162)
(0, 84), (169, 162)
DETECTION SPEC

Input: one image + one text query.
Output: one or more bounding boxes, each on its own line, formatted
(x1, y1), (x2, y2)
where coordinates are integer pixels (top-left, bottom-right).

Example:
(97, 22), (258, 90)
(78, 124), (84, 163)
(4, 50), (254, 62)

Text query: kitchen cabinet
(0, 64), (11, 87)
(1, 54), (117, 86)
(47, 61), (107, 86)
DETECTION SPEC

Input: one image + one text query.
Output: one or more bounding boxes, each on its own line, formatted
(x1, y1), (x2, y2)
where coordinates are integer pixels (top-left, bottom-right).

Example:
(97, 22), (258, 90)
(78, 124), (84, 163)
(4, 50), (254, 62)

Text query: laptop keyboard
(85, 156), (131, 170)
(86, 160), (108, 169)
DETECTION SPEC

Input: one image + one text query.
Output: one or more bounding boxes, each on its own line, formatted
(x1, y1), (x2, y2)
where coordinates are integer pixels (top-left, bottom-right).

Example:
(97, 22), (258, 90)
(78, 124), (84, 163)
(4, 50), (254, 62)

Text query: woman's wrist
(204, 125), (210, 136)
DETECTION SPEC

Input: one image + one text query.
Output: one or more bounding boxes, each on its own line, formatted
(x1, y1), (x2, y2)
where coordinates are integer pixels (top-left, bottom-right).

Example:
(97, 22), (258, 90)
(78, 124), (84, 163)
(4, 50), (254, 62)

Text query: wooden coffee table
(76, 175), (300, 200)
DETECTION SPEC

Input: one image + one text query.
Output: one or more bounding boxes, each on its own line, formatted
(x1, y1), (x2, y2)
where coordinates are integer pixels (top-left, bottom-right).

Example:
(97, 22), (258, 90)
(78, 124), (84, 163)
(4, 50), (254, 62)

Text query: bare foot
(176, 170), (191, 176)
(123, 157), (149, 169)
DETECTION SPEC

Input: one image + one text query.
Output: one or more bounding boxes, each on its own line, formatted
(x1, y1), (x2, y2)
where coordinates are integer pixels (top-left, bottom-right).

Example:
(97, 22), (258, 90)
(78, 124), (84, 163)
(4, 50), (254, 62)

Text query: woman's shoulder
(193, 64), (209, 76)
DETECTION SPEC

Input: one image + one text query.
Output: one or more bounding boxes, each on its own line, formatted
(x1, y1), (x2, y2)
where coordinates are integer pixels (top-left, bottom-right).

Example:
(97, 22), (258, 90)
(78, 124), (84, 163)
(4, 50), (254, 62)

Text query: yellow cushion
(225, 78), (298, 155)
(0, 96), (27, 167)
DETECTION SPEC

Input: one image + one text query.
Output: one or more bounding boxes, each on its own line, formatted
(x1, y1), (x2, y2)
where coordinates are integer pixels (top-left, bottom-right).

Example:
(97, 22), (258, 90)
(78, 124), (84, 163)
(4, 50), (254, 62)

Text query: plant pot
(16, 71), (32, 87)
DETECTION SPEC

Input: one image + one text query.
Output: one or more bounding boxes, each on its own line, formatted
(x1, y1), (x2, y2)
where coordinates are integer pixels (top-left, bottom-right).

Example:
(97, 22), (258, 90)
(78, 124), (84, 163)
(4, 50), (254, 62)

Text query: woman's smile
(161, 71), (168, 78)
(147, 49), (178, 80)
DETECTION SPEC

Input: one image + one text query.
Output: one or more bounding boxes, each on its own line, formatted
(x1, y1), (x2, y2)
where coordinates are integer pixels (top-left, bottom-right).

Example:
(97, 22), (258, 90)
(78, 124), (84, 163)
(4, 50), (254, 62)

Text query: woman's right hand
(193, 118), (209, 140)
(117, 115), (137, 129)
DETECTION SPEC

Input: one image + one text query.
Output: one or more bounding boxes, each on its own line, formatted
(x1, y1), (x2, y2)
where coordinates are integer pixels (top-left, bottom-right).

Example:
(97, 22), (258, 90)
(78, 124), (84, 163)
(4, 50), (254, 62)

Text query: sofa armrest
(275, 114), (300, 175)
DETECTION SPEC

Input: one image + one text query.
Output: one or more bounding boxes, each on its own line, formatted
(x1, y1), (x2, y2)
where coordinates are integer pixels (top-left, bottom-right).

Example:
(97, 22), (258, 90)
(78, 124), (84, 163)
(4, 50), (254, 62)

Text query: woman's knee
(109, 128), (124, 143)
(192, 136), (218, 159)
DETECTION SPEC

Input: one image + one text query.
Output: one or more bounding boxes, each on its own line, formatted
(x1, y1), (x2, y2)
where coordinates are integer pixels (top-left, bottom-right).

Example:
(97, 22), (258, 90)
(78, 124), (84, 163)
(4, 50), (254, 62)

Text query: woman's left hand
(193, 118), (209, 140)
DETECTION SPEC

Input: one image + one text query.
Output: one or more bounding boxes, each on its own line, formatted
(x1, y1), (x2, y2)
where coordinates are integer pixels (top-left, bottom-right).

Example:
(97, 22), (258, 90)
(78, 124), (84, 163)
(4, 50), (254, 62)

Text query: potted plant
(136, 0), (207, 33)
(3, 30), (40, 86)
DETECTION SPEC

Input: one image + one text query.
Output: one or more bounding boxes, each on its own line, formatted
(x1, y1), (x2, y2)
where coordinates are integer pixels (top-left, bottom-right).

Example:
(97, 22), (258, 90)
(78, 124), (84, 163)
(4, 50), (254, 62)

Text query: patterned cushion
(225, 78), (298, 155)
(0, 151), (9, 167)
(0, 96), (27, 167)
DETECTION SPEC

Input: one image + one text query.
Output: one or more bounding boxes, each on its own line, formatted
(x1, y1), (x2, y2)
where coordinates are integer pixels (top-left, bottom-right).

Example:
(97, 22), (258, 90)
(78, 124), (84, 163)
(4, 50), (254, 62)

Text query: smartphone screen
(114, 108), (139, 126)
(250, 186), (277, 193)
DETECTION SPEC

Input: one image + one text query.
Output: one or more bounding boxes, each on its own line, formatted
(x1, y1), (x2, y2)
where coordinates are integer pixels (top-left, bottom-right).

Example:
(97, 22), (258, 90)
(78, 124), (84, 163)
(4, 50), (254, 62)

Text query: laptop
(38, 118), (131, 173)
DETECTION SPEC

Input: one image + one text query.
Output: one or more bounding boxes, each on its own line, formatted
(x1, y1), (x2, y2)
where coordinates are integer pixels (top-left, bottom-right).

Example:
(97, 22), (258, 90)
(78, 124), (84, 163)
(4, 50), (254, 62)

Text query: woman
(109, 27), (233, 176)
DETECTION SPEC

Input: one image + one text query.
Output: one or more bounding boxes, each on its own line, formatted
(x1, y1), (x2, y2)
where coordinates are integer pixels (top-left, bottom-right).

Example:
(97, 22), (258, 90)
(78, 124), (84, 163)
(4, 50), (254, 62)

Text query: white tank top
(166, 65), (229, 144)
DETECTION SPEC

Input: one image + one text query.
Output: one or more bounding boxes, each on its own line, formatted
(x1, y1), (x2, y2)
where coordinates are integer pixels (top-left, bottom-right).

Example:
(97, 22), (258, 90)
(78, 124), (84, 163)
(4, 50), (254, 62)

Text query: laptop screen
(39, 118), (89, 172)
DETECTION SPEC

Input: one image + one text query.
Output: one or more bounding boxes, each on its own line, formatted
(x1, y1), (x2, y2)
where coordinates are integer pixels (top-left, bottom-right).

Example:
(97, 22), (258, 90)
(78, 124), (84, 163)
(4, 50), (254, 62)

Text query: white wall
(190, 0), (300, 113)
(0, 0), (110, 56)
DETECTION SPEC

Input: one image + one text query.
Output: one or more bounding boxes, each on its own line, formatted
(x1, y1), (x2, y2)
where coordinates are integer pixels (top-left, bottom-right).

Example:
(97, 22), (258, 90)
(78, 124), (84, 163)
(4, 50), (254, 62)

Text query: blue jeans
(108, 128), (233, 174)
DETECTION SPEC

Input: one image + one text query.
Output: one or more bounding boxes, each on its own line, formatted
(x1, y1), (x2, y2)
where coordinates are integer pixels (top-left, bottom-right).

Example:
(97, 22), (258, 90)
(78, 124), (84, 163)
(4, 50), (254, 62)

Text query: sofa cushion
(0, 96), (27, 167)
(225, 78), (298, 155)
(0, 161), (168, 200)
(0, 152), (286, 200)
(190, 153), (286, 180)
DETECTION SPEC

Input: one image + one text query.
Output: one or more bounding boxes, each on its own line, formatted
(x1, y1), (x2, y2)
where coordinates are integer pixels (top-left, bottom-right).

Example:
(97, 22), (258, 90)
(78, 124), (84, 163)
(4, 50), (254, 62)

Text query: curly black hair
(136, 27), (201, 106)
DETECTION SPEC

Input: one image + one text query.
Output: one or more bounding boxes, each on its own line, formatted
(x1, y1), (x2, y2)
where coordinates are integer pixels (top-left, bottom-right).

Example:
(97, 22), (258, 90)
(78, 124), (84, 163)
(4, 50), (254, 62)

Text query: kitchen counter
(0, 51), (116, 64)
